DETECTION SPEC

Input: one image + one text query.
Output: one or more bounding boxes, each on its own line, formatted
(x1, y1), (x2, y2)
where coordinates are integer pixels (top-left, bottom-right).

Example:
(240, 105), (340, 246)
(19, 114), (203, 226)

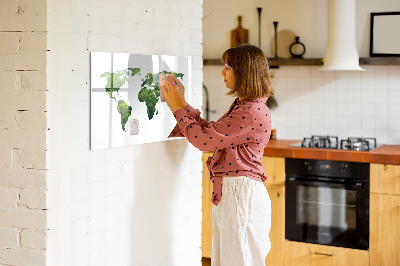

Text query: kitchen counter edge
(263, 139), (400, 165)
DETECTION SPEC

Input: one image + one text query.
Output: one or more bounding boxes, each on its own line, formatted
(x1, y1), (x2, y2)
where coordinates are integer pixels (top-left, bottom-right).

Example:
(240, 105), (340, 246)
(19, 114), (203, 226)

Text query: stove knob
(340, 164), (347, 174)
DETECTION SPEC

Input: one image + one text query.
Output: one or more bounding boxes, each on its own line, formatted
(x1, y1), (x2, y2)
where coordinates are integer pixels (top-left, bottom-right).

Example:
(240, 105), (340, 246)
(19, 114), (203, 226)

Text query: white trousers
(212, 176), (271, 266)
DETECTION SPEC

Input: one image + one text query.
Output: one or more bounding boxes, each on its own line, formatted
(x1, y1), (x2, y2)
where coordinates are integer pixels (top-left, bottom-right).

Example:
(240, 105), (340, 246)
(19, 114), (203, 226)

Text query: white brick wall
(0, 0), (48, 265)
(47, 1), (203, 266)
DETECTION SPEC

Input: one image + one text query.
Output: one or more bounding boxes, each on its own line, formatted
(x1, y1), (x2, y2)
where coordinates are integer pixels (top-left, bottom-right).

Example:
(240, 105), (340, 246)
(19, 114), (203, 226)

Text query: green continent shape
(100, 69), (128, 100)
(138, 71), (184, 120)
(117, 100), (132, 131)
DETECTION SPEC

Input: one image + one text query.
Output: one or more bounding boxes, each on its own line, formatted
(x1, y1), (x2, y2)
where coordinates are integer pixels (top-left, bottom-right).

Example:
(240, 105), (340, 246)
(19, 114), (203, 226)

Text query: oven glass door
(286, 179), (369, 250)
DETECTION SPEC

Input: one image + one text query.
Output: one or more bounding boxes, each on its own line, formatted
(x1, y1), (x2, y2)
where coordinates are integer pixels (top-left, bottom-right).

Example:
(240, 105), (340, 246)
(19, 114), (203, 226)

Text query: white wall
(0, 0), (48, 265)
(47, 0), (203, 266)
(203, 0), (400, 145)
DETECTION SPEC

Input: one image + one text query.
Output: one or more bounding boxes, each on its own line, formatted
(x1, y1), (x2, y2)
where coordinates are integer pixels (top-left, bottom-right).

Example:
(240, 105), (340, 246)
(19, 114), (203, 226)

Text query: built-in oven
(285, 158), (370, 250)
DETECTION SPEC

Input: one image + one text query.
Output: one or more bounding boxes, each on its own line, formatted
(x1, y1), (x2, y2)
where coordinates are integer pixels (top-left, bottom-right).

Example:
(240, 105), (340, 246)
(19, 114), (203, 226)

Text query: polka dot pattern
(168, 97), (272, 206)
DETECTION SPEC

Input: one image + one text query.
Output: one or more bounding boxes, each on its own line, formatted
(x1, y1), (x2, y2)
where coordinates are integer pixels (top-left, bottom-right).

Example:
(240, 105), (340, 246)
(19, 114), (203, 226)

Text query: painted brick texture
(0, 0), (48, 264)
(46, 0), (203, 265)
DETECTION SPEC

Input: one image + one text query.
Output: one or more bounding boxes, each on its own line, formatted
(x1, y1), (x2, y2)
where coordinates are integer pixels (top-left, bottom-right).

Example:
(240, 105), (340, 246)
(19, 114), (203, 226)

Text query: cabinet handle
(314, 252), (335, 257)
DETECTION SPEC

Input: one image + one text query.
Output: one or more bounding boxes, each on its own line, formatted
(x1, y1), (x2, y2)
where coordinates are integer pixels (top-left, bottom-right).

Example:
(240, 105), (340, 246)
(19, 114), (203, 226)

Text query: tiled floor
(202, 257), (211, 266)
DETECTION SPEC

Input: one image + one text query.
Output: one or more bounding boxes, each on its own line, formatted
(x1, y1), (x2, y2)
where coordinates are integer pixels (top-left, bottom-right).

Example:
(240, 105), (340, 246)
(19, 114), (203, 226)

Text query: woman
(162, 44), (273, 266)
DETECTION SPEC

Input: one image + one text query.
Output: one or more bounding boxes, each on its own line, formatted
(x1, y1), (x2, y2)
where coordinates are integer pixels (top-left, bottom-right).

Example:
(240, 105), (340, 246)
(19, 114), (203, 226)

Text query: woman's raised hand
(160, 76), (185, 113)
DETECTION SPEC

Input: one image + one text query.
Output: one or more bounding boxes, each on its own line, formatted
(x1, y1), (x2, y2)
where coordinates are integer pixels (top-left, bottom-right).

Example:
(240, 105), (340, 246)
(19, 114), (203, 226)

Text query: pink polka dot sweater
(168, 97), (271, 206)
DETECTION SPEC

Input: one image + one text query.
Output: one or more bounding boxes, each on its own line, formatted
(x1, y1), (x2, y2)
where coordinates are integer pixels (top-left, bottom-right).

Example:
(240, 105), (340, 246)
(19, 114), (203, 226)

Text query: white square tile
(362, 116), (375, 130)
(374, 117), (389, 130)
(388, 131), (400, 144)
(348, 103), (362, 116)
(336, 90), (349, 103)
(362, 90), (375, 104)
(298, 77), (311, 89)
(374, 130), (389, 144)
(361, 129), (375, 138)
(285, 66), (298, 77)
(323, 103), (336, 115)
(374, 78), (388, 91)
(388, 76), (400, 91)
(361, 104), (375, 116)
(388, 104), (400, 117)
(348, 116), (362, 129)
(388, 65), (400, 76)
(336, 115), (348, 128)
(375, 104), (388, 117)
(349, 128), (362, 137)
(388, 91), (400, 104)
(348, 90), (362, 103)
(298, 67), (311, 78)
(374, 90), (388, 104)
(374, 65), (388, 77)
(388, 117), (400, 131)
(336, 103), (349, 116)
(286, 77), (299, 89)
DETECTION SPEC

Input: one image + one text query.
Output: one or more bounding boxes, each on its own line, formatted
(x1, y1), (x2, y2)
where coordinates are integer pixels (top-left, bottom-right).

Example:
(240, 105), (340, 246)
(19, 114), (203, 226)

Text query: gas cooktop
(289, 135), (383, 151)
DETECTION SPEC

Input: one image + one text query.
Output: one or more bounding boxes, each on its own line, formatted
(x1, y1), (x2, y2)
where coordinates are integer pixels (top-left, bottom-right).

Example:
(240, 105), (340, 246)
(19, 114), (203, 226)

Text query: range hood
(320, 0), (365, 71)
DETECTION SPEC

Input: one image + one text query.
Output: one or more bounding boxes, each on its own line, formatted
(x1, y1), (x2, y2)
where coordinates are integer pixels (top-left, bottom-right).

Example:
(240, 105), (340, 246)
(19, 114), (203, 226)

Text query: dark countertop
(263, 139), (400, 165)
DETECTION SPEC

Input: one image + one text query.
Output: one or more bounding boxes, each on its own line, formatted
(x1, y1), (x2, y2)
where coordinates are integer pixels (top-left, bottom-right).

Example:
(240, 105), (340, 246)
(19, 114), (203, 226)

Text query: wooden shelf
(203, 57), (400, 67)
(359, 57), (400, 65)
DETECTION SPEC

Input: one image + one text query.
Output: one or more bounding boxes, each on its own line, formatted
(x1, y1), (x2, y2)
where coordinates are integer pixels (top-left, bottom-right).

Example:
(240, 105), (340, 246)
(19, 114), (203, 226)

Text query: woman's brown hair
(221, 44), (273, 99)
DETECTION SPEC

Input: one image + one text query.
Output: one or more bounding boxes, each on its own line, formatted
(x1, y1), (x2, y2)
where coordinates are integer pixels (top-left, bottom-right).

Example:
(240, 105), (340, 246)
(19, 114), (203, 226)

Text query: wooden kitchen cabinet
(201, 154), (286, 266)
(202, 152), (213, 258)
(284, 241), (369, 266)
(370, 163), (400, 266)
(370, 163), (400, 195)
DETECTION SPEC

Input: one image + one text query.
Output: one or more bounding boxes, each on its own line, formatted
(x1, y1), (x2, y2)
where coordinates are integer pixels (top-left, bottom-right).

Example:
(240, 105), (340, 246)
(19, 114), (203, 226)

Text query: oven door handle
(287, 177), (364, 189)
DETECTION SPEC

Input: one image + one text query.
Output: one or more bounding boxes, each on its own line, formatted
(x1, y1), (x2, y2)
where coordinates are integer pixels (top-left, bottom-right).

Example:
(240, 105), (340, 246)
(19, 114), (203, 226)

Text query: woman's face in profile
(221, 64), (235, 89)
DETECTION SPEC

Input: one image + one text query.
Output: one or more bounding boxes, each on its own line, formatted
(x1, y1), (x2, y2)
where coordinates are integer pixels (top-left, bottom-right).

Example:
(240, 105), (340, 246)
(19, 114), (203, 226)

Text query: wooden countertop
(263, 139), (400, 165)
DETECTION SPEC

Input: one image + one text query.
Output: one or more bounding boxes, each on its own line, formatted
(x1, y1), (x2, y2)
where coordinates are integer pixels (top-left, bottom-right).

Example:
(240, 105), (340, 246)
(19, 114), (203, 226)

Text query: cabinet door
(370, 193), (400, 266)
(261, 156), (285, 185)
(264, 184), (284, 266)
(370, 163), (400, 195)
(202, 152), (213, 258)
(284, 241), (369, 266)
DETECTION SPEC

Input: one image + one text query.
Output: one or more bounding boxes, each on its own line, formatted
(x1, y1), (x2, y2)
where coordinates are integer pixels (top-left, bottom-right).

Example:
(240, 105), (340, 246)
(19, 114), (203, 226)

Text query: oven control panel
(286, 158), (369, 180)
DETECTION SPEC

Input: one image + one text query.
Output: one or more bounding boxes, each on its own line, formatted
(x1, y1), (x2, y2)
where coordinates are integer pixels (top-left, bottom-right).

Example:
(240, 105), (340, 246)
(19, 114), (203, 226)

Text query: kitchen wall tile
(388, 91), (400, 104)
(336, 115), (348, 128)
(349, 128), (362, 137)
(286, 77), (299, 89)
(348, 90), (362, 103)
(335, 72), (349, 90)
(336, 90), (349, 103)
(388, 117), (400, 131)
(310, 66), (324, 77)
(336, 103), (349, 116)
(204, 65), (400, 144)
(388, 75), (400, 91)
(374, 90), (388, 104)
(388, 104), (400, 117)
(388, 65), (400, 76)
(349, 116), (362, 129)
(374, 65), (388, 77)
(361, 104), (375, 116)
(298, 77), (311, 89)
(361, 90), (374, 103)
(348, 103), (362, 116)
(323, 103), (336, 115)
(374, 130), (389, 144)
(374, 77), (388, 91)
(361, 74), (374, 91)
(298, 67), (311, 78)
(375, 104), (389, 117)
(285, 66), (298, 77)
(362, 116), (375, 130)
(375, 117), (389, 130)
(388, 131), (400, 143)
(362, 129), (375, 138)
